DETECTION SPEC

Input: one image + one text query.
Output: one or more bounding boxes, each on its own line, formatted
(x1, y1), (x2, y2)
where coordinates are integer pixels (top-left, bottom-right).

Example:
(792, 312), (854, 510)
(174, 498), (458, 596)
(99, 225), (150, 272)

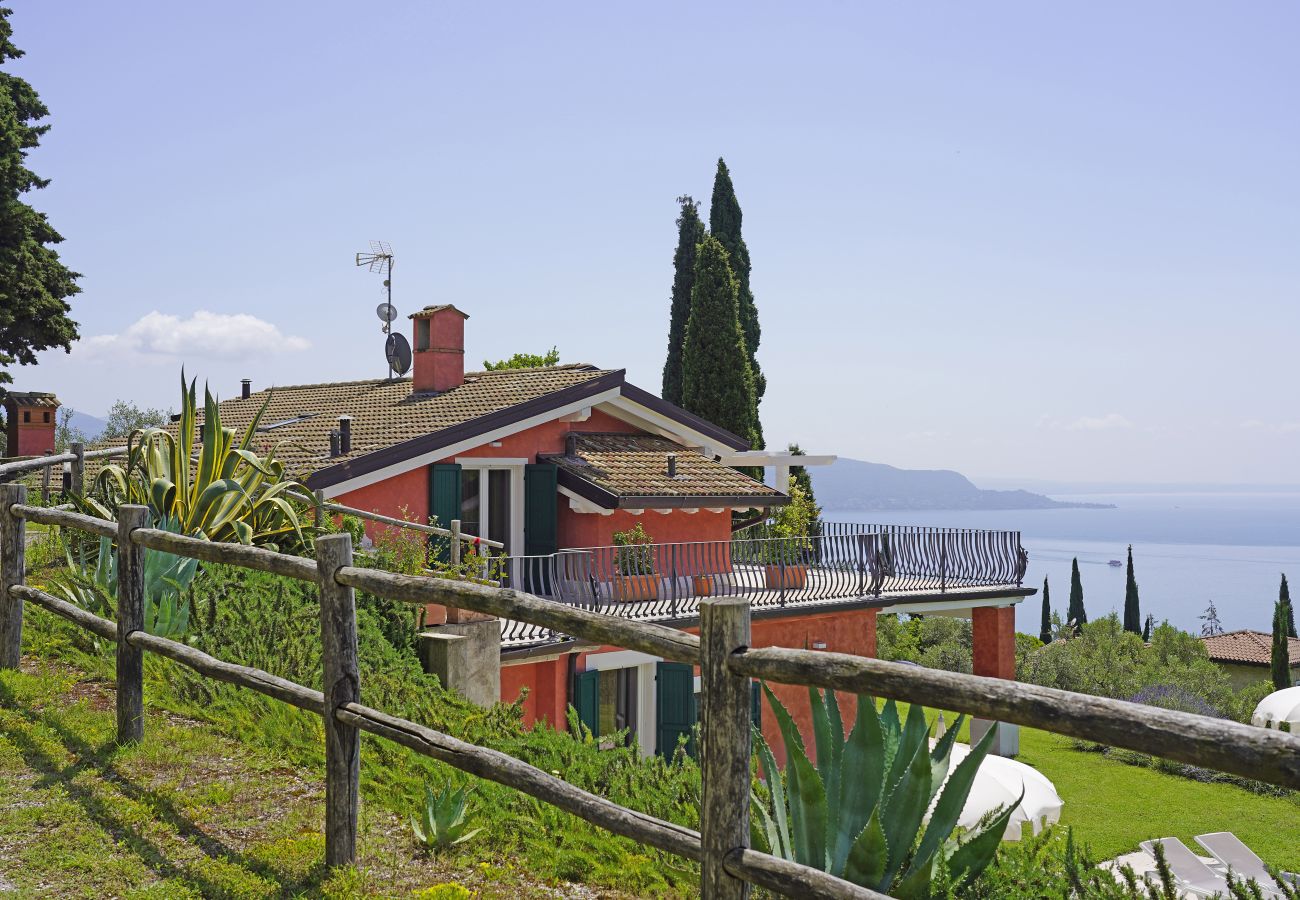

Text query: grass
(0, 657), (633, 898)
(899, 703), (1300, 871)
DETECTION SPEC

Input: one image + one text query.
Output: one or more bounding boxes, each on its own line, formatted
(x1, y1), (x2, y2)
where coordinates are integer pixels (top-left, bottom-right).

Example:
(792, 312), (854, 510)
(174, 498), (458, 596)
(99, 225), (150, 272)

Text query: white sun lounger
(1195, 832), (1286, 899)
(1139, 838), (1232, 898)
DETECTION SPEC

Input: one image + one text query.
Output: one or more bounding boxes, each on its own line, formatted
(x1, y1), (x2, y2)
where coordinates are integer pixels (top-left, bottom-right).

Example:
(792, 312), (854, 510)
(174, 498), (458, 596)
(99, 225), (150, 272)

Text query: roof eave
(617, 382), (751, 451)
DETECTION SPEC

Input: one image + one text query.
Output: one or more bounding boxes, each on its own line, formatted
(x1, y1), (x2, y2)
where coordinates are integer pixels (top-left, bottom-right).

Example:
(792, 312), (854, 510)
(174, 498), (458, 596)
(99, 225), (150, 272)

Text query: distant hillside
(68, 411), (107, 440)
(810, 458), (1113, 511)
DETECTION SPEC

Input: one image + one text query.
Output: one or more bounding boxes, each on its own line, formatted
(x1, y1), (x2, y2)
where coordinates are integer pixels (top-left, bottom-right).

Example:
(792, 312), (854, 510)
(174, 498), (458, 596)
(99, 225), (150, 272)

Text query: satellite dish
(376, 302), (397, 324)
(385, 332), (412, 377)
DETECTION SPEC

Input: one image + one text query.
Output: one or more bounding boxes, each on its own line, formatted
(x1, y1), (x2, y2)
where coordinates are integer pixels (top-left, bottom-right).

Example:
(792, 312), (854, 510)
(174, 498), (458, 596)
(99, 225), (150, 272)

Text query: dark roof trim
(618, 382), (750, 452)
(306, 369), (626, 489)
(552, 463), (789, 510)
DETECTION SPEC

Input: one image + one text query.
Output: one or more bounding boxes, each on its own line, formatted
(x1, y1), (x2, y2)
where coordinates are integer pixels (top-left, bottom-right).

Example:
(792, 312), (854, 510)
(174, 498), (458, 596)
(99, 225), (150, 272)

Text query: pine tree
(1122, 545), (1141, 634)
(1281, 574), (1297, 639)
(1142, 614), (1153, 643)
(0, 9), (81, 404)
(1272, 598), (1292, 690)
(661, 196), (704, 405)
(708, 158), (763, 447)
(680, 234), (757, 445)
(1066, 558), (1087, 630)
(1039, 577), (1052, 645)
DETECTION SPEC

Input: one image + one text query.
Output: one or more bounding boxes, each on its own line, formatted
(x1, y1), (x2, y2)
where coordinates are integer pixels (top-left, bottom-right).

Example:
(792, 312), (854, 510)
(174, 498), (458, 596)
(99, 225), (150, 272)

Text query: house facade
(1200, 630), (1300, 691)
(4, 392), (60, 458)
(175, 304), (1032, 759)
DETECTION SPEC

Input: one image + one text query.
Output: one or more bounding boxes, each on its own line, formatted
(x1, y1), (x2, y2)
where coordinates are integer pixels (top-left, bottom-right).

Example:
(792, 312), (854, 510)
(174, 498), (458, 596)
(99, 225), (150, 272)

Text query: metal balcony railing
(498, 522), (1028, 647)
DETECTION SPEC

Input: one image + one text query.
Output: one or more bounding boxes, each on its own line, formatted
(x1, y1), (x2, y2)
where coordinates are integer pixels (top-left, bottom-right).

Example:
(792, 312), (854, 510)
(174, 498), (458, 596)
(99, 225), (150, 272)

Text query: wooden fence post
(313, 489), (325, 531)
(699, 597), (752, 899)
(0, 483), (27, 670)
(40, 465), (51, 504)
(116, 504), (149, 744)
(317, 532), (359, 868)
(450, 518), (461, 566)
(70, 442), (84, 497)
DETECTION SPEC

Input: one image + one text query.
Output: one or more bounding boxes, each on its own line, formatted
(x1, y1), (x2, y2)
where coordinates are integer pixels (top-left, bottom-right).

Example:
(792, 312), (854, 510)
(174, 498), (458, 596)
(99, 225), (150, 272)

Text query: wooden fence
(2, 483), (1299, 899)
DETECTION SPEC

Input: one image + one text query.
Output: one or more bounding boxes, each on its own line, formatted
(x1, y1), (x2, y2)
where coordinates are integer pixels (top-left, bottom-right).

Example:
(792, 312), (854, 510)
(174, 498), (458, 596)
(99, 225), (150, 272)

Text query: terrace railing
(2, 482), (1299, 899)
(497, 523), (1028, 647)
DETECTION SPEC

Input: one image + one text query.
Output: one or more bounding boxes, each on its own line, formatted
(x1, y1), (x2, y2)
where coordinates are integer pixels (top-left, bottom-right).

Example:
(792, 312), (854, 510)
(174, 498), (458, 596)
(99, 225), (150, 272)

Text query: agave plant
(751, 685), (1018, 897)
(80, 373), (311, 550)
(51, 518), (198, 640)
(410, 779), (483, 853)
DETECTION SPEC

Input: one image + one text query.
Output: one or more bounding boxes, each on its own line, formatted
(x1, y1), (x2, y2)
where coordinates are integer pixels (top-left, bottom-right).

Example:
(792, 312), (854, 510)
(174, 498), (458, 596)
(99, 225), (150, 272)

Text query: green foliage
(53, 406), (87, 451)
(48, 520), (198, 640)
(1283, 574), (1298, 639)
(1067, 557), (1087, 629)
(752, 685), (1014, 896)
(410, 779), (483, 852)
(759, 476), (819, 564)
(876, 614), (974, 674)
(1123, 546), (1141, 634)
(99, 399), (171, 441)
(411, 886), (473, 900)
(708, 158), (763, 447)
(680, 234), (757, 446)
(82, 373), (312, 551)
(612, 521), (655, 575)
(1272, 595), (1293, 690)
(482, 347), (560, 371)
(0, 8), (82, 402)
(1039, 577), (1052, 645)
(662, 195), (705, 406)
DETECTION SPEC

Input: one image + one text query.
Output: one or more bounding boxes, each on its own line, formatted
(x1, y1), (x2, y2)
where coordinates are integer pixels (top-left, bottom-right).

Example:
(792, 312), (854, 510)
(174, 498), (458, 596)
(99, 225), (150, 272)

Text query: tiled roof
(1199, 630), (1300, 667)
(87, 365), (615, 481)
(544, 432), (785, 506)
(5, 392), (60, 408)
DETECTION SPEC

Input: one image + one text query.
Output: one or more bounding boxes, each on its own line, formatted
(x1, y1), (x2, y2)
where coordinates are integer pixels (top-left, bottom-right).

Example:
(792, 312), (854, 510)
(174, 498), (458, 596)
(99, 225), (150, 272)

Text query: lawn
(902, 703), (1300, 872)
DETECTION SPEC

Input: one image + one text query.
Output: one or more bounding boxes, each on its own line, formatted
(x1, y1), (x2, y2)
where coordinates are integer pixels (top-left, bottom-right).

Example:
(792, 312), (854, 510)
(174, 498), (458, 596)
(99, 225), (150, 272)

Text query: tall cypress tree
(708, 158), (763, 448)
(1142, 614), (1153, 643)
(681, 234), (757, 445)
(1122, 545), (1141, 634)
(0, 9), (81, 405)
(1272, 598), (1292, 690)
(1282, 574), (1297, 639)
(661, 196), (704, 406)
(1066, 558), (1087, 629)
(1039, 577), (1052, 644)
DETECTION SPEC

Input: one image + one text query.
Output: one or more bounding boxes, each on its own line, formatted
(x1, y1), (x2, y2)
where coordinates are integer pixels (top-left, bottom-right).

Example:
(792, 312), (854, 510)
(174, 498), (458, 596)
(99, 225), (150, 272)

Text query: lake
(826, 493), (1300, 636)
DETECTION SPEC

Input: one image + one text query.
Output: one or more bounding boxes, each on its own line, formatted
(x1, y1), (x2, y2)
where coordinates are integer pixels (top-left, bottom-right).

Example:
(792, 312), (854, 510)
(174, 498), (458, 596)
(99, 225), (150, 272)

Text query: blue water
(828, 493), (1300, 635)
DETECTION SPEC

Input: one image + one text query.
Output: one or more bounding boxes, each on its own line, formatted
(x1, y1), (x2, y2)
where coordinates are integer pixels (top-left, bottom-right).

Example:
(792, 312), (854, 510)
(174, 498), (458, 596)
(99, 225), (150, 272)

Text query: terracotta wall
(335, 466), (429, 542)
(971, 605), (1016, 680)
(558, 507), (732, 552)
(502, 654), (573, 729)
(5, 406), (57, 457)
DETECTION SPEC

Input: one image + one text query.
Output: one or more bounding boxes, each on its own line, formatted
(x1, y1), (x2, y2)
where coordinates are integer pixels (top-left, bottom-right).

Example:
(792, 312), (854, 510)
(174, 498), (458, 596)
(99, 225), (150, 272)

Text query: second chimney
(410, 304), (469, 393)
(338, 415), (352, 455)
(240, 378), (251, 400)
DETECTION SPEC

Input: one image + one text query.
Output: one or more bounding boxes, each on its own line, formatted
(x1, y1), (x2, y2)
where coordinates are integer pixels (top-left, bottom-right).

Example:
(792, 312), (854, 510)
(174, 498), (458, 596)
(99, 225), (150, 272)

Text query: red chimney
(410, 304), (469, 393)
(4, 392), (60, 457)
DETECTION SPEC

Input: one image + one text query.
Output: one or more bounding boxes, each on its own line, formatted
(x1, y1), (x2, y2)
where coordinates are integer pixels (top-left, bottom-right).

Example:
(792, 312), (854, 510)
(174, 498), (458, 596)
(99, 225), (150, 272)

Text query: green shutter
(573, 669), (599, 736)
(656, 661), (697, 759)
(429, 463), (462, 562)
(524, 463), (558, 556)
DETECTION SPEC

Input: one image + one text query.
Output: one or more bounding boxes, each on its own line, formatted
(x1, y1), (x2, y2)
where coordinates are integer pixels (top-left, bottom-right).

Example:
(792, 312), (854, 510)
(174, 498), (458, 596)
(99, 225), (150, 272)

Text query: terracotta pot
(692, 575), (712, 597)
(763, 565), (808, 590)
(614, 574), (659, 602)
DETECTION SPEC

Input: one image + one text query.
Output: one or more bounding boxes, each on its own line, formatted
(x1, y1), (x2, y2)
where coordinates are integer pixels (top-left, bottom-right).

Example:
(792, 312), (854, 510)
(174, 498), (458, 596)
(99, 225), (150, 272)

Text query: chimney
(409, 304), (469, 393)
(338, 415), (352, 455)
(240, 378), (251, 400)
(329, 430), (341, 457)
(666, 453), (677, 478)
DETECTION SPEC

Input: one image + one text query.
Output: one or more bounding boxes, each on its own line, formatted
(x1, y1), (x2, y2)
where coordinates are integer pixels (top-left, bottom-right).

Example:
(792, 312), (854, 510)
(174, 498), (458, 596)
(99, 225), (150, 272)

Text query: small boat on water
(1108, 559), (1123, 567)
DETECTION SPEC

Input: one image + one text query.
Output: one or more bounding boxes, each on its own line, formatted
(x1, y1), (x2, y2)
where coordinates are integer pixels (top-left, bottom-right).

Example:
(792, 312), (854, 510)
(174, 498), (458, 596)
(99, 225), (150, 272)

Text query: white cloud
(1240, 419), (1300, 434)
(78, 311), (309, 361)
(1065, 413), (1133, 432)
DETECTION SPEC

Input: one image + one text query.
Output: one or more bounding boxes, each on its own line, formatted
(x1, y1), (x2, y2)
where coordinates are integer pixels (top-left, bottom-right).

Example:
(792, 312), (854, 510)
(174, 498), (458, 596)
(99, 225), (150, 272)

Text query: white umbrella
(1252, 685), (1300, 730)
(933, 742), (1063, 841)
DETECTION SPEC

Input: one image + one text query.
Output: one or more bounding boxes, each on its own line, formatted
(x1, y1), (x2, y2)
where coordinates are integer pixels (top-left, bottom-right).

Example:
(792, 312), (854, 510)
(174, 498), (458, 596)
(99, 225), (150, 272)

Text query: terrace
(498, 521), (1030, 647)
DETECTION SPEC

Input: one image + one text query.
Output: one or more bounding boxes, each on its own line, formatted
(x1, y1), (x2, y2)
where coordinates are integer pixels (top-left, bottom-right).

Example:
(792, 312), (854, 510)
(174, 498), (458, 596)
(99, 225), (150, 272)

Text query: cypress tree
(681, 234), (757, 445)
(1066, 558), (1087, 629)
(1039, 577), (1052, 644)
(1282, 574), (1297, 639)
(708, 158), (763, 448)
(1122, 545), (1141, 634)
(1272, 598), (1292, 690)
(1142, 614), (1153, 643)
(661, 196), (704, 405)
(0, 9), (82, 403)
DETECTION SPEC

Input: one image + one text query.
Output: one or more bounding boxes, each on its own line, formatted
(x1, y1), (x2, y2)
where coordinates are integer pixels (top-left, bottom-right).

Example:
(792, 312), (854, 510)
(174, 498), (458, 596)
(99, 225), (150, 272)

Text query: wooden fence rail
(2, 483), (1300, 900)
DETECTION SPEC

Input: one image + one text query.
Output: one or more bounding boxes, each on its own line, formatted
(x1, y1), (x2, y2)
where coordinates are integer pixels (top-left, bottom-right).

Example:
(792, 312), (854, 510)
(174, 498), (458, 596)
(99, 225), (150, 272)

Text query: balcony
(496, 522), (1029, 648)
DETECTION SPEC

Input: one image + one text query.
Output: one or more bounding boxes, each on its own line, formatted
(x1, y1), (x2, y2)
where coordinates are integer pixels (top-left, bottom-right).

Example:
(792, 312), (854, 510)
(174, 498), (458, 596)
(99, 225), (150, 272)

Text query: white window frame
(455, 458), (527, 561)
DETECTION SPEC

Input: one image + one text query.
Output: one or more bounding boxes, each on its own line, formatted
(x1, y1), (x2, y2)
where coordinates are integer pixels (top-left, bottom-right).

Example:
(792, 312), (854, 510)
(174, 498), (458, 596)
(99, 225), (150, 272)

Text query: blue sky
(13, 2), (1300, 483)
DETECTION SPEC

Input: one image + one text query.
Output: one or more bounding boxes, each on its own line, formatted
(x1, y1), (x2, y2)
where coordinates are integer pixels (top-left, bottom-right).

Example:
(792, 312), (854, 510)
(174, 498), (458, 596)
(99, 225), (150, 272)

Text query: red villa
(146, 304), (1033, 759)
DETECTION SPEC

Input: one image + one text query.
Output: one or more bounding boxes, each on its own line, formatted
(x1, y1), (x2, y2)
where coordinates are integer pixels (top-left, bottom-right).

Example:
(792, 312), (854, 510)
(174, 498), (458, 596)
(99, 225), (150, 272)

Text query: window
(22, 411), (29, 423)
(460, 469), (481, 537)
(43, 411), (50, 423)
(415, 318), (430, 350)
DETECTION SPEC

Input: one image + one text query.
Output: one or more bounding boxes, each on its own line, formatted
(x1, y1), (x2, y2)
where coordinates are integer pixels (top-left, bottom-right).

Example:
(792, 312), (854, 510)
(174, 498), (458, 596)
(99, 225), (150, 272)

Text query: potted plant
(612, 522), (658, 601)
(763, 477), (817, 590)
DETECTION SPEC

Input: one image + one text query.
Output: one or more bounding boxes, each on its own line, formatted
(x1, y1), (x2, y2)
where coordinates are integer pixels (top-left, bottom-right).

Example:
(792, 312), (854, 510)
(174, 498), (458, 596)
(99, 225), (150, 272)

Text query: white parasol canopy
(1252, 685), (1300, 731)
(931, 742), (1063, 841)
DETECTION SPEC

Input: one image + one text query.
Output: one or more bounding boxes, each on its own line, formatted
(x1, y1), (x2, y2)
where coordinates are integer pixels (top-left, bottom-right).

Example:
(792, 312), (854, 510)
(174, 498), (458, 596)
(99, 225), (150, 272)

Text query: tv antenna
(356, 241), (401, 379)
